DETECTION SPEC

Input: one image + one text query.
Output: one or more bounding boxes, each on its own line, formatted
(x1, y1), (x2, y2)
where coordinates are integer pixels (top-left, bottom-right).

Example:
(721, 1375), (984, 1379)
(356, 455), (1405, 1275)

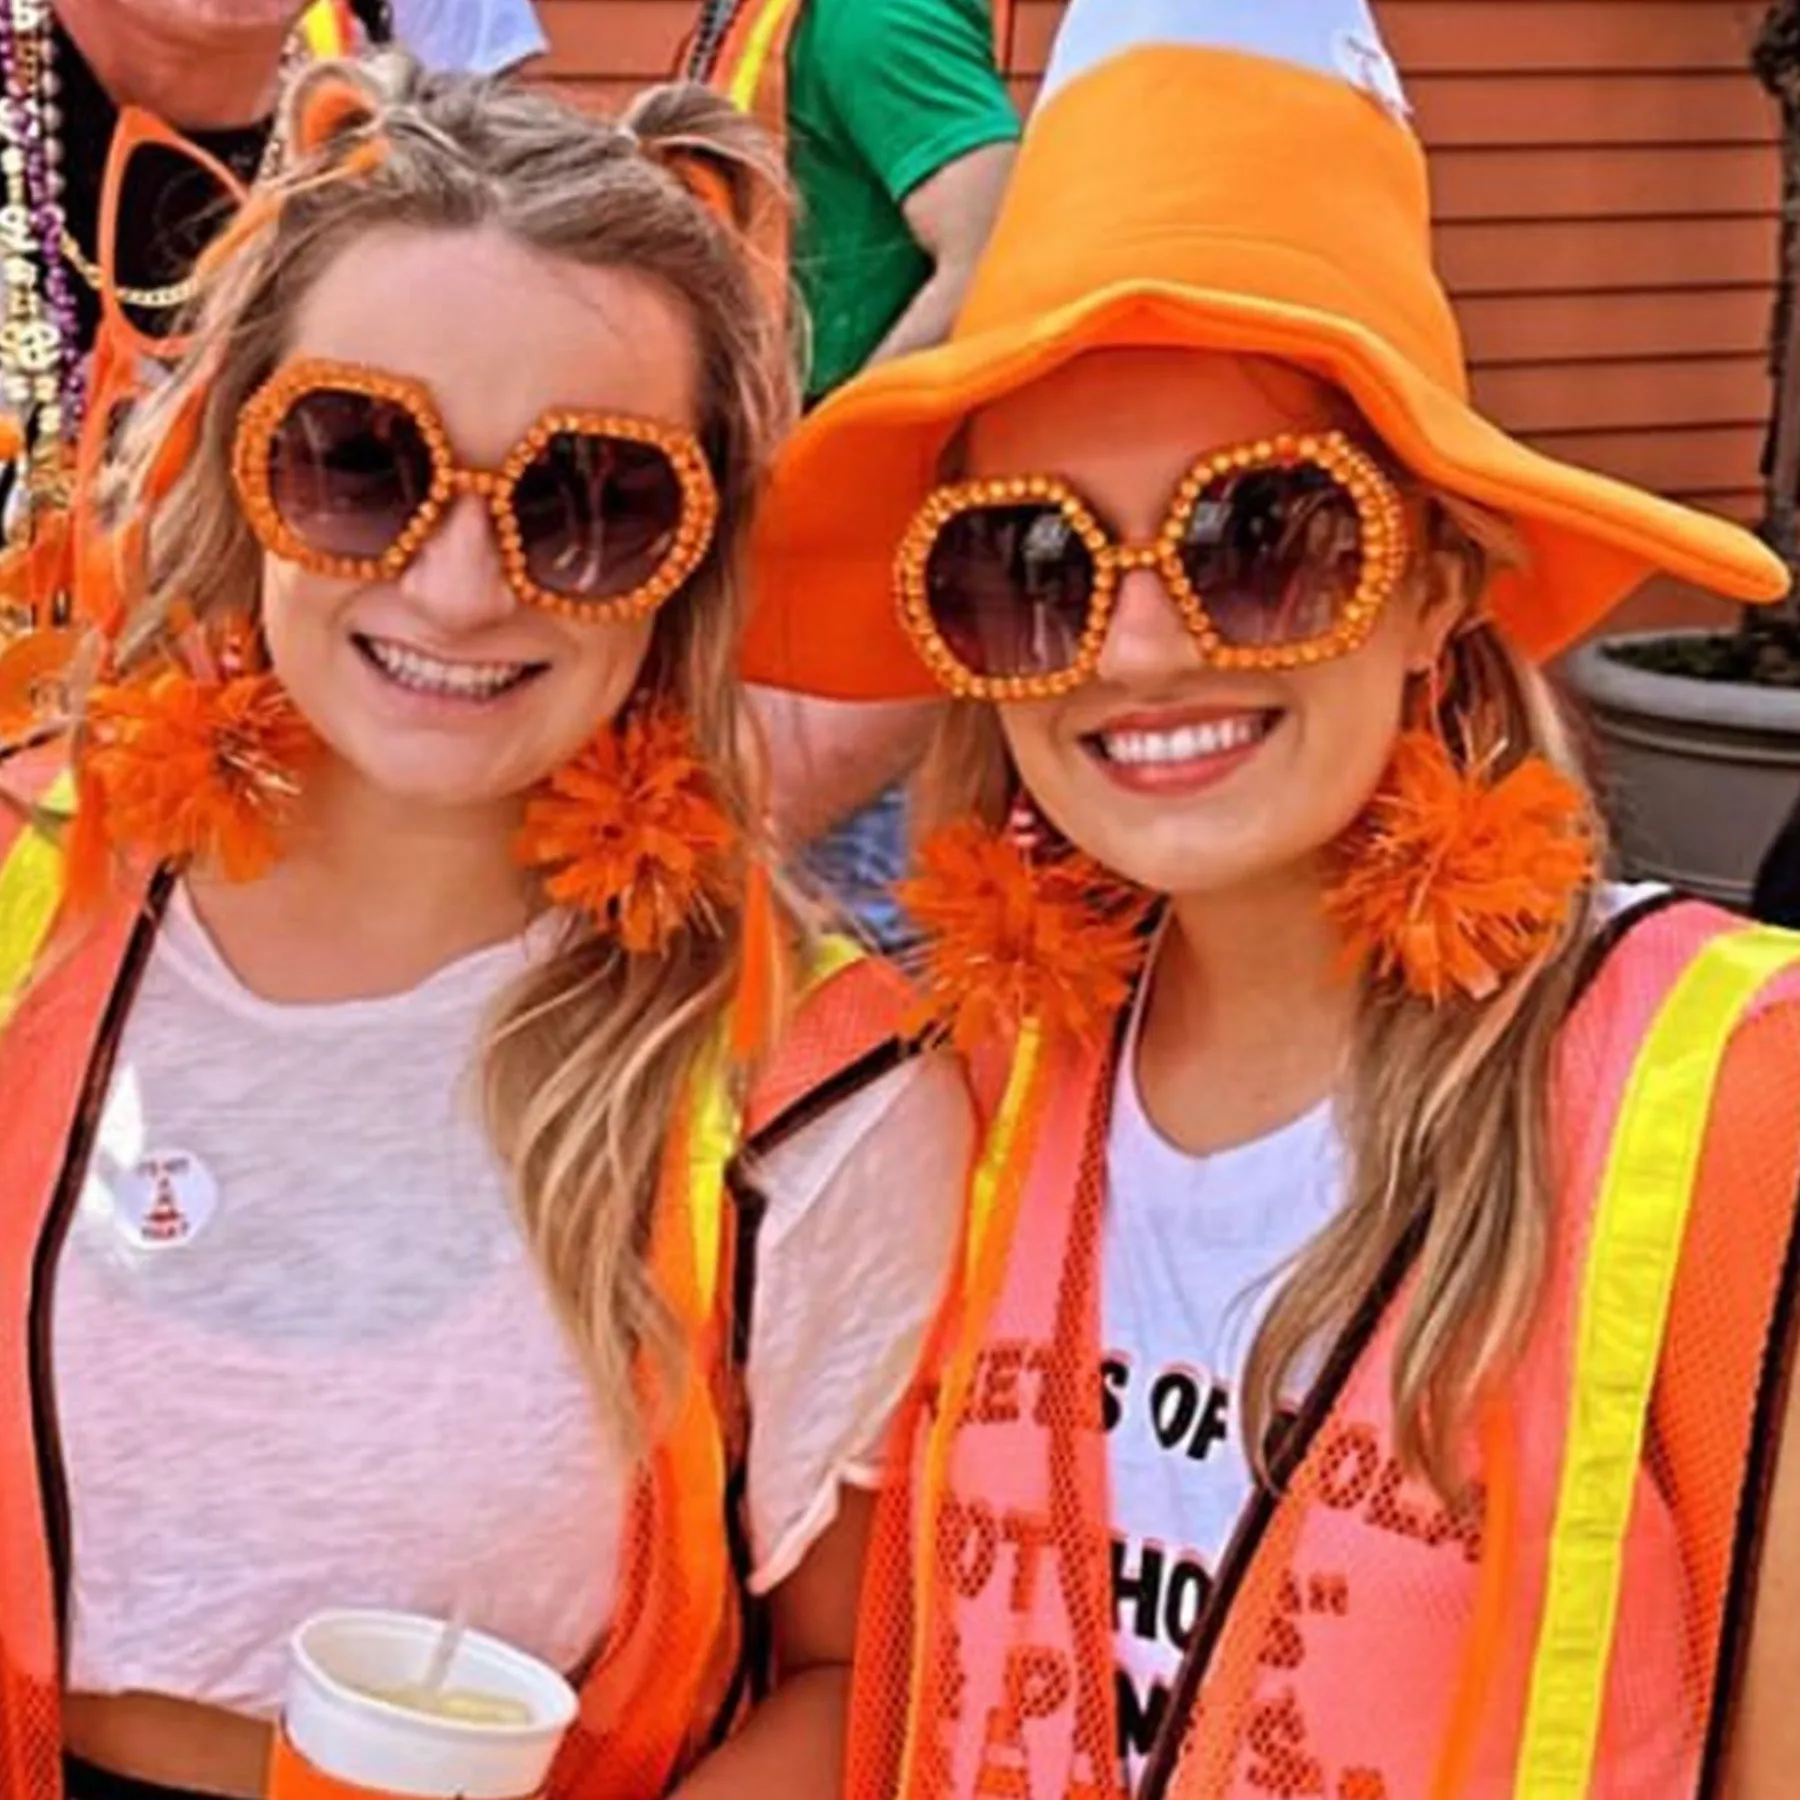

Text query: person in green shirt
(786, 0), (1020, 401)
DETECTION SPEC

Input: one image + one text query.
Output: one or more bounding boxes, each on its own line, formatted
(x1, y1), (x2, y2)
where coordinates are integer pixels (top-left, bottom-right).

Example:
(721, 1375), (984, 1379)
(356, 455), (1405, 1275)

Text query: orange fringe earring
(515, 701), (739, 954)
(1323, 711), (1596, 1005)
(79, 610), (317, 885)
(899, 795), (1155, 1052)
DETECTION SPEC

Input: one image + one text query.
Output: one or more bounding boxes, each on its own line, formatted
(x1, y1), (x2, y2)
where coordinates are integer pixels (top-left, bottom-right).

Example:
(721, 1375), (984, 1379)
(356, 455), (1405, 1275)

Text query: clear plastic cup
(282, 1609), (578, 1799)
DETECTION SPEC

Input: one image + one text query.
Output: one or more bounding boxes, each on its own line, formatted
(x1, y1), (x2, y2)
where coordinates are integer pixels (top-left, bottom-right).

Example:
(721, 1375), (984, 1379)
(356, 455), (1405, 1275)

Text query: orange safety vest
(0, 753), (917, 1800)
(846, 896), (1800, 1799)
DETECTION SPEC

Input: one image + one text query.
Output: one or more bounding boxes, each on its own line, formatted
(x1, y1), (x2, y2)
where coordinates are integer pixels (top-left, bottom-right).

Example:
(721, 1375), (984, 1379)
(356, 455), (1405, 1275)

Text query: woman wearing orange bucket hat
(0, 54), (970, 1800)
(749, 2), (1800, 1796)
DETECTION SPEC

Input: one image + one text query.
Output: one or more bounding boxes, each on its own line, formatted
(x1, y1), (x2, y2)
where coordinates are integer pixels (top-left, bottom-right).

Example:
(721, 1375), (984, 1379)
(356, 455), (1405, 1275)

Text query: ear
(1402, 518), (1482, 676)
(1405, 584), (1464, 675)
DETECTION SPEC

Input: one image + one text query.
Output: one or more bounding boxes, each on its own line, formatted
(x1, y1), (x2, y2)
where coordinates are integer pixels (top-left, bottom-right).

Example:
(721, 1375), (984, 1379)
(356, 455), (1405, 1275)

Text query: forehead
(283, 222), (702, 458)
(965, 350), (1354, 473)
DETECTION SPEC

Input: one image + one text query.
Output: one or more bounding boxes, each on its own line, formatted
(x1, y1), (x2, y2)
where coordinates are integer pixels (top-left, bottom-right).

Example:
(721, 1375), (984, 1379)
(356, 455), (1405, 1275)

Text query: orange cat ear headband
(665, 153), (739, 229)
(629, 131), (743, 233)
(291, 68), (385, 156)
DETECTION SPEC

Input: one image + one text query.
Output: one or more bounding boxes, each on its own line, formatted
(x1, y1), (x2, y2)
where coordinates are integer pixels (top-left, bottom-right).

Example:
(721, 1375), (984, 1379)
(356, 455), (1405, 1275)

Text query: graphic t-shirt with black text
(1102, 1041), (1342, 1789)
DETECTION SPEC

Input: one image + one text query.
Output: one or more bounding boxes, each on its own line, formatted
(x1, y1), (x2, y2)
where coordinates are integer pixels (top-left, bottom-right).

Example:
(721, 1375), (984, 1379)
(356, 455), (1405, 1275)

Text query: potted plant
(1563, 0), (1800, 905)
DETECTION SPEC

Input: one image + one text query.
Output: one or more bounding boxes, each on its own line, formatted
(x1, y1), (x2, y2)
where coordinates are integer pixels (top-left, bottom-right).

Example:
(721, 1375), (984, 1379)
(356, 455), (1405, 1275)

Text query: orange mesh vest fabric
(547, 950), (913, 1800)
(846, 899), (1800, 1800)
(0, 795), (146, 1798)
(0, 772), (913, 1800)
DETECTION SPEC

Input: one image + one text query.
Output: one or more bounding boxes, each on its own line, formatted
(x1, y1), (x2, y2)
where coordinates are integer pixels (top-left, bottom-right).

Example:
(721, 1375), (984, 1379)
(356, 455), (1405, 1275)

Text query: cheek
(1283, 641), (1415, 833)
(994, 697), (1058, 800)
(541, 616), (657, 746)
(259, 559), (342, 700)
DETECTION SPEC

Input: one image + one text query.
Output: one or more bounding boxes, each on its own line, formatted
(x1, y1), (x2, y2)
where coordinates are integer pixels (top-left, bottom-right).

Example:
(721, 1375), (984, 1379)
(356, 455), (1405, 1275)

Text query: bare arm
(1711, 999), (1800, 1795)
(867, 140), (1018, 369)
(669, 1488), (875, 1800)
(1722, 1332), (1800, 1794)
(750, 685), (942, 849)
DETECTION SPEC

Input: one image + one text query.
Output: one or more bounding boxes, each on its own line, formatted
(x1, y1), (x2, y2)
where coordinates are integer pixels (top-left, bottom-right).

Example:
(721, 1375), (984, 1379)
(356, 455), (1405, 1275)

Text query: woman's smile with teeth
(1098, 713), (1270, 764)
(356, 634), (541, 700)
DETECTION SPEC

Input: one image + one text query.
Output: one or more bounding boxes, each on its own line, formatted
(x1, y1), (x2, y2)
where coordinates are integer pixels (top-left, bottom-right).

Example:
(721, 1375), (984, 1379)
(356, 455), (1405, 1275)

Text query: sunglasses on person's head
(231, 359), (720, 622)
(896, 431), (1411, 699)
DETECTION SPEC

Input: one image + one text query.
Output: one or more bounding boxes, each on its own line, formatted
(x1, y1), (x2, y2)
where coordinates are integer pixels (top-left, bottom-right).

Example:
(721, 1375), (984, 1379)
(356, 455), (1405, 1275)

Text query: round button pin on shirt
(115, 1148), (220, 1250)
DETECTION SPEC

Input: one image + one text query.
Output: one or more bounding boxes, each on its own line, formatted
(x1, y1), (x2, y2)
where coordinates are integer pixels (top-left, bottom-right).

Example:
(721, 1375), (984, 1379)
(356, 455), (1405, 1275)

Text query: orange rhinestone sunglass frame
(232, 358), (721, 623)
(895, 430), (1411, 701)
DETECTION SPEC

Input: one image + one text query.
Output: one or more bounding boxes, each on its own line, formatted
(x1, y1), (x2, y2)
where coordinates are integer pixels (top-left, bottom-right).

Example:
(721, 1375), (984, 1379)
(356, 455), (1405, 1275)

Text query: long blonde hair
(102, 58), (798, 1447)
(919, 491), (1604, 1492)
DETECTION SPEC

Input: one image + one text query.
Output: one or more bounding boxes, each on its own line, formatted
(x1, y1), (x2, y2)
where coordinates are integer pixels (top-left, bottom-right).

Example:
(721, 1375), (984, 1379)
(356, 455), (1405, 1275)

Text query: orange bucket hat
(744, 0), (1789, 701)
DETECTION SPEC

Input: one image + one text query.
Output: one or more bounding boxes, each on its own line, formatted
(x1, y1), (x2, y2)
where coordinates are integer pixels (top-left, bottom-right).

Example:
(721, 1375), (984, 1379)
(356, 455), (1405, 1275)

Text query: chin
(1058, 813), (1301, 899)
(329, 740), (534, 812)
(384, 768), (526, 811)
(1098, 847), (1266, 899)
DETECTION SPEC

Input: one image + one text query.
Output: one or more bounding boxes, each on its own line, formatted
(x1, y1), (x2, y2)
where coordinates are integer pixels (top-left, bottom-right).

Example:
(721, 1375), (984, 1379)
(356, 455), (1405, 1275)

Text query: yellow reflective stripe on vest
(727, 0), (804, 111)
(967, 1016), (1042, 1281)
(810, 931), (860, 985)
(299, 1), (351, 56)
(683, 930), (867, 1312)
(1516, 922), (1800, 1796)
(686, 1039), (741, 1315)
(0, 769), (73, 1024)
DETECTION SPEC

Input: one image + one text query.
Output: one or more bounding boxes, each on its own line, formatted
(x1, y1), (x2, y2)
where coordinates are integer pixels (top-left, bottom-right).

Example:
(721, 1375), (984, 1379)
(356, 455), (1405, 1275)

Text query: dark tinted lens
(1177, 464), (1364, 647)
(924, 503), (1096, 680)
(266, 388), (433, 560)
(513, 433), (686, 603)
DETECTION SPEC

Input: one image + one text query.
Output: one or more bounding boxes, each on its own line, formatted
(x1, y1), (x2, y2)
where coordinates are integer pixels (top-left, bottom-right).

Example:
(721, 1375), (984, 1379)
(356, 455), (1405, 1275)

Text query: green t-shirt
(786, 0), (1021, 401)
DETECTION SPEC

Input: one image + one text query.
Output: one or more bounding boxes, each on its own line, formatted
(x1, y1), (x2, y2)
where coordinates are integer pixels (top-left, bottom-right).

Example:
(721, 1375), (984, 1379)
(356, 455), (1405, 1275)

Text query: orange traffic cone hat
(744, 0), (1788, 700)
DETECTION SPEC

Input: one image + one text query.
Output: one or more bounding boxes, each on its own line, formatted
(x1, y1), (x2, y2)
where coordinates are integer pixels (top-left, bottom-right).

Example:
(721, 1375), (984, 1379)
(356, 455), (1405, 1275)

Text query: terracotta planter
(1563, 630), (1800, 907)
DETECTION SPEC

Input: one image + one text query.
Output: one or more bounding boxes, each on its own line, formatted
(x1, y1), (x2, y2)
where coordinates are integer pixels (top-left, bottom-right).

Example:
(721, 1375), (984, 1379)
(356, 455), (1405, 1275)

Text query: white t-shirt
(1102, 1034), (1341, 1789)
(387, 0), (548, 73)
(53, 885), (968, 1716)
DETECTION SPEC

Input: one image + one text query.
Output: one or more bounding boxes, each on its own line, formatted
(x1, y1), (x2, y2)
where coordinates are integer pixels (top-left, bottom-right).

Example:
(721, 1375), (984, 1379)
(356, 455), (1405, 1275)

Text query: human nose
(1094, 557), (1208, 684)
(393, 489), (517, 631)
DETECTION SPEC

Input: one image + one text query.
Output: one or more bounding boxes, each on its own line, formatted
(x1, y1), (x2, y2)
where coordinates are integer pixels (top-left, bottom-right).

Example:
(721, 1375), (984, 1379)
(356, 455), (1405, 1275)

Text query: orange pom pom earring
(899, 794), (1155, 1052)
(1323, 669), (1597, 1004)
(77, 609), (319, 886)
(514, 700), (740, 954)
